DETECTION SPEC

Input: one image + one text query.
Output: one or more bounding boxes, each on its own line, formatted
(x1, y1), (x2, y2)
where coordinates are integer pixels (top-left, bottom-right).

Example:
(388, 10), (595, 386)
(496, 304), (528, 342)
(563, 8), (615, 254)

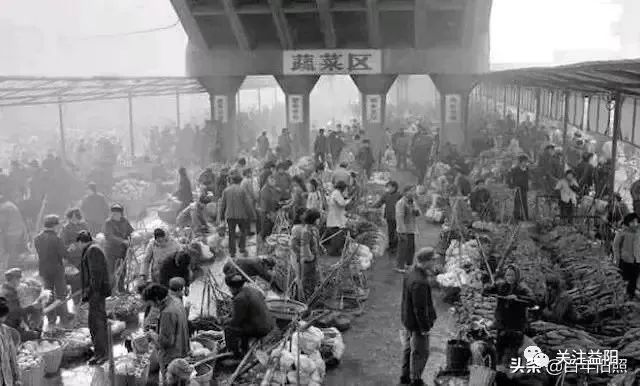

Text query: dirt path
(324, 219), (454, 386)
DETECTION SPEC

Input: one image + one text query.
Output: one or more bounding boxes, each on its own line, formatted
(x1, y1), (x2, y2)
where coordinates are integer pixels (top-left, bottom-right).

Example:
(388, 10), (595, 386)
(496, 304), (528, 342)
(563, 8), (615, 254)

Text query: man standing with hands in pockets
(399, 247), (437, 386)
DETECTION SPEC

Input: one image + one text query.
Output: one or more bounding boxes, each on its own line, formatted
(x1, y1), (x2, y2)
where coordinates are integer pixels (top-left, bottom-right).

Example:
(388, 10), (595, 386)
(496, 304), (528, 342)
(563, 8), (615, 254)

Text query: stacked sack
(268, 325), (326, 386)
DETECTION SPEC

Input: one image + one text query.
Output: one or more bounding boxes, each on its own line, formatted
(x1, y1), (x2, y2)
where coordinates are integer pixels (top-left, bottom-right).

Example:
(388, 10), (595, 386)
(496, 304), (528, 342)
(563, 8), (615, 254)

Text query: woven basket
(266, 299), (307, 321)
(468, 365), (496, 386)
(38, 339), (64, 375)
(20, 361), (44, 386)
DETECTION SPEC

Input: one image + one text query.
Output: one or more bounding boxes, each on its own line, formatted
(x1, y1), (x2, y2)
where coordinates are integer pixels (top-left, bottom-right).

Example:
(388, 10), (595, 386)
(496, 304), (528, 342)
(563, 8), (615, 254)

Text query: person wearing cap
(0, 268), (41, 341)
(140, 228), (181, 284)
(507, 155), (530, 221)
(143, 284), (189, 383)
(399, 248), (437, 386)
(34, 214), (72, 325)
(104, 204), (134, 292)
(80, 182), (110, 236)
(76, 230), (111, 365)
(395, 186), (421, 273)
(222, 274), (275, 358)
(613, 213), (640, 300)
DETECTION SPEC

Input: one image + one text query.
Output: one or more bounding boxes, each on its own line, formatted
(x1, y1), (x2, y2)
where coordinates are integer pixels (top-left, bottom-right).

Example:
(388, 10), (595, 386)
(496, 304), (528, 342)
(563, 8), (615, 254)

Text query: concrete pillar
(199, 76), (245, 162)
(429, 74), (476, 150)
(350, 74), (398, 156)
(274, 75), (320, 156)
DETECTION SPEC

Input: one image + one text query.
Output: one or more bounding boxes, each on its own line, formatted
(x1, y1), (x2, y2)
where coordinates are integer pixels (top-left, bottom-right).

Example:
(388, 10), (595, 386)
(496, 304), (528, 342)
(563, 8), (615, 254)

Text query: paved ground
(324, 219), (454, 386)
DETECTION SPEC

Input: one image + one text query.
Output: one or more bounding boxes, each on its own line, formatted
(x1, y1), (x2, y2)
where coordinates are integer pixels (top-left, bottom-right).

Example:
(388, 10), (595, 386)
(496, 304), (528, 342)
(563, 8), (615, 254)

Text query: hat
(225, 274), (246, 288)
(169, 277), (186, 292)
(4, 268), (22, 280)
(110, 204), (124, 213)
(43, 215), (60, 228)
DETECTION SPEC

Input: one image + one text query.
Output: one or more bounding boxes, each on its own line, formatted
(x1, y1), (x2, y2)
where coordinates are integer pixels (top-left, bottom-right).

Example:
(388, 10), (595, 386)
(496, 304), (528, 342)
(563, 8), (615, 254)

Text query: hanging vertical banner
(365, 94), (382, 123)
(288, 94), (304, 124)
(213, 95), (228, 123)
(445, 94), (461, 123)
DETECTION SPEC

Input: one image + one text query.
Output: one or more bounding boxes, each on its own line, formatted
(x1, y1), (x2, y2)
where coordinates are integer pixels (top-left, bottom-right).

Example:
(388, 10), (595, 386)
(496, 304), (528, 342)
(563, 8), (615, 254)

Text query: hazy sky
(0, 0), (624, 76)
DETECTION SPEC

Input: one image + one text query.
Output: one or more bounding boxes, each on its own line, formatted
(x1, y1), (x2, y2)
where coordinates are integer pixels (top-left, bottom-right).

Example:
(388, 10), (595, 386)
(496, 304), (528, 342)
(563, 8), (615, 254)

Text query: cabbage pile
(113, 179), (152, 202)
(436, 240), (483, 288)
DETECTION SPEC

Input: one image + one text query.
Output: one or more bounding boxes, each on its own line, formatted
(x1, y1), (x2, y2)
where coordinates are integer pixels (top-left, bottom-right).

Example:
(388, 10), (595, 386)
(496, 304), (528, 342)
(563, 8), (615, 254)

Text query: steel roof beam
(268, 0), (294, 49)
(366, 0), (381, 48)
(316, 0), (337, 48)
(220, 0), (251, 51)
(171, 0), (209, 49)
(414, 0), (428, 49)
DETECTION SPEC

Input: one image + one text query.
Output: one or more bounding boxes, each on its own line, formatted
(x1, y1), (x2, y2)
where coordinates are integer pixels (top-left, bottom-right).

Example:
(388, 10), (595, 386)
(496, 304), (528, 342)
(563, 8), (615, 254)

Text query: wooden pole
(257, 88), (262, 113)
(562, 90), (570, 162)
(128, 93), (135, 159)
(57, 98), (67, 161)
(534, 88), (542, 127)
(610, 92), (622, 210)
(502, 86), (507, 117)
(515, 85), (521, 126)
(176, 90), (181, 130)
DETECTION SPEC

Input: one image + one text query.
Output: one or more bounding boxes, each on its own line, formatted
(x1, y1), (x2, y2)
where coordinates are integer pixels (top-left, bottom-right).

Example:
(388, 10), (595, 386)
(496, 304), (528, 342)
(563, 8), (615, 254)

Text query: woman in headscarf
(541, 274), (577, 325)
(482, 264), (535, 364)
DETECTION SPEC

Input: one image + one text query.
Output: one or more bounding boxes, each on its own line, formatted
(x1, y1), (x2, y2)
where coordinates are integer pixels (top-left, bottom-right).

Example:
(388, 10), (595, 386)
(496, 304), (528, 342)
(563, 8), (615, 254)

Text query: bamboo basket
(468, 365), (496, 386)
(20, 360), (44, 386)
(38, 339), (64, 375)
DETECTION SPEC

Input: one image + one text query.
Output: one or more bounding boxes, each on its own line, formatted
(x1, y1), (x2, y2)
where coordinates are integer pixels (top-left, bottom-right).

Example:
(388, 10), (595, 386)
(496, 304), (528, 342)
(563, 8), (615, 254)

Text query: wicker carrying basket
(20, 361), (44, 386)
(266, 299), (307, 321)
(468, 365), (496, 386)
(39, 339), (65, 375)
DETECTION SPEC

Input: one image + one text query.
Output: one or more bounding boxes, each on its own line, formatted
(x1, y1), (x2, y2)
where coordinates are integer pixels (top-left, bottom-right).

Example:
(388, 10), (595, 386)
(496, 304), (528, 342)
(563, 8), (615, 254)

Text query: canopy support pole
(128, 92), (135, 159)
(534, 88), (541, 127)
(57, 98), (67, 161)
(562, 90), (570, 162)
(515, 85), (521, 126)
(610, 92), (622, 210)
(176, 90), (181, 130)
(257, 88), (262, 113)
(502, 86), (507, 117)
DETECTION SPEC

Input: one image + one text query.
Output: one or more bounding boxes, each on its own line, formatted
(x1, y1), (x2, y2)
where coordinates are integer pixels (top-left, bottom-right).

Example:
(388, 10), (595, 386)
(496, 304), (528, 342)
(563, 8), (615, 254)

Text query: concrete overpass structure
(171, 0), (492, 159)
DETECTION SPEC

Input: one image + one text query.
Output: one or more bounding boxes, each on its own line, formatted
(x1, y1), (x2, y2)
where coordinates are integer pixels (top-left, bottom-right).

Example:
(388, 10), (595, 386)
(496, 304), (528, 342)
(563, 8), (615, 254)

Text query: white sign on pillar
(288, 94), (304, 124)
(213, 95), (228, 123)
(445, 94), (461, 123)
(365, 94), (382, 123)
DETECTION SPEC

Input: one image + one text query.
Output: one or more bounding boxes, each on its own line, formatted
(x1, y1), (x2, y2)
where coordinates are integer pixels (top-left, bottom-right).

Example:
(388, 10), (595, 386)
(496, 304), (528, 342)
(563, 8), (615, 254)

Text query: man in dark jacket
(507, 155), (530, 221)
(373, 181), (402, 253)
(77, 230), (111, 365)
(222, 256), (281, 292)
(34, 215), (72, 325)
(313, 129), (329, 164)
(223, 274), (275, 358)
(219, 173), (256, 258)
(104, 204), (134, 292)
(356, 139), (375, 179)
(258, 175), (281, 243)
(158, 251), (191, 292)
(400, 248), (437, 386)
(80, 182), (110, 236)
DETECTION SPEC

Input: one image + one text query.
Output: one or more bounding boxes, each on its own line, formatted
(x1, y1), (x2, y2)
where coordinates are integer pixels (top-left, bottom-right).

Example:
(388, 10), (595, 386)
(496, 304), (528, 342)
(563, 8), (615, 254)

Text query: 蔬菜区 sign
(288, 94), (304, 124)
(283, 50), (382, 75)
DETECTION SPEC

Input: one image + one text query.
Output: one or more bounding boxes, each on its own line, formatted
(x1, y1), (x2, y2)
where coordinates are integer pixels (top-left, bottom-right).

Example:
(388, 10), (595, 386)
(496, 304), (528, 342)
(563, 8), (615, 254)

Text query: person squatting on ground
(399, 247), (437, 386)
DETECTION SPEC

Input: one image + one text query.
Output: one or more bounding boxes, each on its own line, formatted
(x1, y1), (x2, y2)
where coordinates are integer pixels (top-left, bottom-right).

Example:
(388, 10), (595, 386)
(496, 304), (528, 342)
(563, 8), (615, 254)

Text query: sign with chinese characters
(365, 94), (382, 123)
(283, 50), (382, 75)
(213, 95), (228, 123)
(287, 94), (304, 124)
(445, 94), (461, 123)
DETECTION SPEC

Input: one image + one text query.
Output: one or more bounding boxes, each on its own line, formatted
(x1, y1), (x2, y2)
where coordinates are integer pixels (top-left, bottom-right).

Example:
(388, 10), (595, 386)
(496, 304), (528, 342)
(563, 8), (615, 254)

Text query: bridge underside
(171, 0), (492, 159)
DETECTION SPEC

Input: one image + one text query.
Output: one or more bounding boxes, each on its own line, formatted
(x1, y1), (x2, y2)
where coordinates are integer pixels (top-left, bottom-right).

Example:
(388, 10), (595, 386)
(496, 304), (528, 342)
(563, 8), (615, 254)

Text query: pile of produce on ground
(105, 353), (151, 382)
(455, 286), (497, 326)
(468, 147), (520, 183)
(112, 178), (156, 218)
(106, 294), (144, 322)
(436, 240), (484, 289)
(346, 216), (387, 258)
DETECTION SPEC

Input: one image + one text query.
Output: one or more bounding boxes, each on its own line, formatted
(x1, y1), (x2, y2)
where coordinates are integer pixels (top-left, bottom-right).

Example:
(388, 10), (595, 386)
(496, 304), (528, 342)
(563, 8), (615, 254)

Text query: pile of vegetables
(295, 156), (315, 174)
(499, 233), (552, 302)
(346, 243), (373, 271)
(17, 347), (43, 371)
(106, 294), (144, 321)
(108, 353), (150, 379)
(112, 179), (153, 202)
(425, 194), (447, 224)
(436, 240), (483, 288)
(529, 321), (605, 353)
(455, 287), (496, 326)
(346, 217), (387, 257)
